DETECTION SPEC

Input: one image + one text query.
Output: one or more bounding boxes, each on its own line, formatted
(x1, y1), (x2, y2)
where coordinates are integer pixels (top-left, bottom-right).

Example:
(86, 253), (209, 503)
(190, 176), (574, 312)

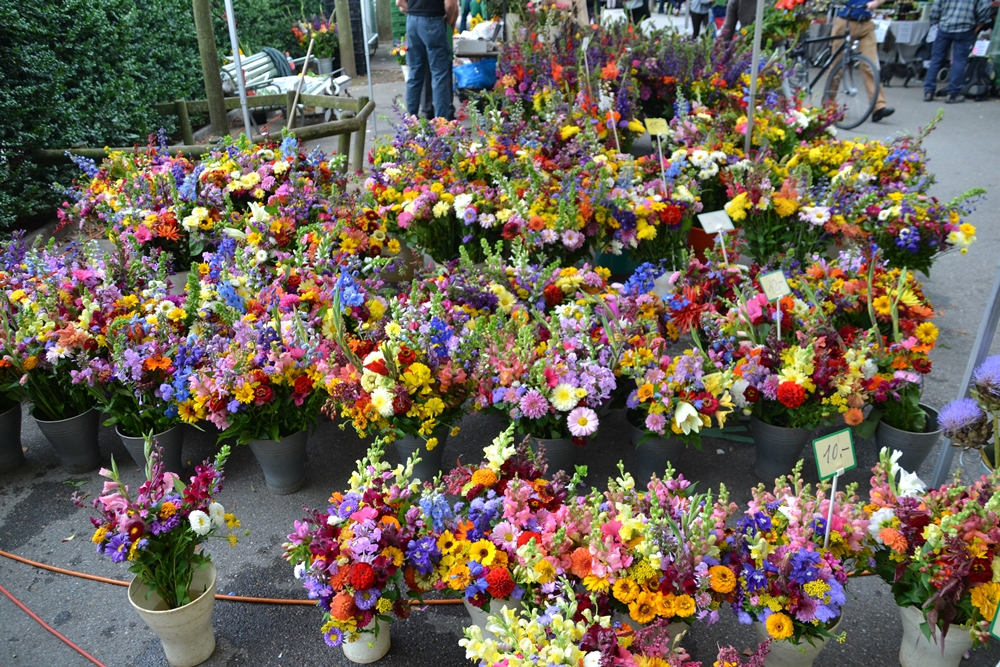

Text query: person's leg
(924, 30), (953, 96)
(692, 12), (707, 38)
(946, 29), (975, 98)
(405, 15), (429, 116)
(853, 20), (887, 111)
(421, 71), (434, 117)
(422, 16), (454, 120)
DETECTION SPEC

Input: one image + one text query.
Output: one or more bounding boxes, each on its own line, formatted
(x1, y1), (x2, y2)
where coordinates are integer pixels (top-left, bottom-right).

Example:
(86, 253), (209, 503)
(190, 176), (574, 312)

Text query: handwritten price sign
(644, 118), (669, 136)
(812, 429), (856, 481)
(991, 604), (1000, 641)
(697, 210), (735, 235)
(759, 270), (791, 302)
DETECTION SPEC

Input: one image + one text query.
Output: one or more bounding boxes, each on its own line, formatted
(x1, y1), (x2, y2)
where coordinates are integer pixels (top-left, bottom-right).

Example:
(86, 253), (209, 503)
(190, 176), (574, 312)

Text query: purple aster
(324, 627), (345, 647)
(354, 589), (378, 610)
(519, 390), (549, 419)
(104, 533), (131, 563)
(151, 513), (180, 536)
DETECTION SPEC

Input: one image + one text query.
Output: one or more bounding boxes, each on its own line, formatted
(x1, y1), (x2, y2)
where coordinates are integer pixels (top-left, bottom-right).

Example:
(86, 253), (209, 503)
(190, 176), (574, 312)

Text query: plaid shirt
(930, 0), (992, 34)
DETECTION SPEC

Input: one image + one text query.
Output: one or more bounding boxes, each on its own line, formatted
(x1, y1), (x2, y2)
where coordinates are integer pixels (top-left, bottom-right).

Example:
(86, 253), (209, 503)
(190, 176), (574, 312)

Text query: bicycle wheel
(823, 53), (880, 130)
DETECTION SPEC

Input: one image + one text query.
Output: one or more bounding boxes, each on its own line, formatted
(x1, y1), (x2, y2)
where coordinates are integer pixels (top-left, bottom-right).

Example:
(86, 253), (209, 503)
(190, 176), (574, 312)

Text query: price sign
(812, 428), (856, 481)
(697, 210), (735, 235)
(644, 118), (668, 136)
(759, 270), (791, 301)
(990, 603), (1000, 641)
(581, 36), (592, 50)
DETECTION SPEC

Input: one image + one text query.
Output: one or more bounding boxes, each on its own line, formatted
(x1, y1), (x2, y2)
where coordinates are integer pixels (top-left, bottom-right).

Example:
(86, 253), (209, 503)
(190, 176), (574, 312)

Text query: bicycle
(784, 15), (881, 130)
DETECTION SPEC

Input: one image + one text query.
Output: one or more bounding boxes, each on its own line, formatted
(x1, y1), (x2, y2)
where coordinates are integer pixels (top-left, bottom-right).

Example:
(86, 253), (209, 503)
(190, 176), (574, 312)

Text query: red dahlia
(485, 567), (515, 599)
(777, 381), (806, 409)
(348, 562), (376, 590)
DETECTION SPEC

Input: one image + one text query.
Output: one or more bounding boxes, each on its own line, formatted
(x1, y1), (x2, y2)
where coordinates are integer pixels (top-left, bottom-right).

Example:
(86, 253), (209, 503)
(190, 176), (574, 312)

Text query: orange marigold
(879, 527), (908, 553)
(471, 468), (498, 488)
(330, 591), (356, 620)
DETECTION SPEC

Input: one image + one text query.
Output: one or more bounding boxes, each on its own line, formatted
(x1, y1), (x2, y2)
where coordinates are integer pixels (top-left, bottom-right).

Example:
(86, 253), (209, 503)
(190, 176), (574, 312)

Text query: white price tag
(581, 36), (592, 50)
(990, 604), (1000, 640)
(697, 210), (735, 234)
(973, 40), (990, 57)
(758, 270), (791, 301)
(812, 429), (857, 481)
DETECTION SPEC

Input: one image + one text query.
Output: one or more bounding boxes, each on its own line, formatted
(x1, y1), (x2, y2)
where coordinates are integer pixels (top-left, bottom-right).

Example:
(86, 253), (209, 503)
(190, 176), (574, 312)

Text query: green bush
(0, 0), (303, 230)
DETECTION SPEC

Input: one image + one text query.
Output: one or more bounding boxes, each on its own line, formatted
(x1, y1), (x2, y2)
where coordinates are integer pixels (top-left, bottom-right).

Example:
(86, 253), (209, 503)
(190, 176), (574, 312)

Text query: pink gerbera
(567, 406), (599, 438)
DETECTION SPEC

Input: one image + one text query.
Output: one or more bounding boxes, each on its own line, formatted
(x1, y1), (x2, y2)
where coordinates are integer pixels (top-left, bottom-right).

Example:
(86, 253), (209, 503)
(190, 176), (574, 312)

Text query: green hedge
(0, 0), (304, 230)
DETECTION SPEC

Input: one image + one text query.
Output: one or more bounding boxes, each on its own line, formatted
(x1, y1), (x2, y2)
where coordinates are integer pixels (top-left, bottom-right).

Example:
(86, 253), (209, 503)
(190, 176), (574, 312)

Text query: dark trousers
(691, 11), (709, 37)
(924, 28), (976, 97)
(405, 15), (454, 120)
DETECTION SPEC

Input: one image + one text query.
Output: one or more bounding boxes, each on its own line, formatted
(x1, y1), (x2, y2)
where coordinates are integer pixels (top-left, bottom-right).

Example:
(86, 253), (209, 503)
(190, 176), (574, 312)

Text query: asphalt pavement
(3, 37), (1000, 667)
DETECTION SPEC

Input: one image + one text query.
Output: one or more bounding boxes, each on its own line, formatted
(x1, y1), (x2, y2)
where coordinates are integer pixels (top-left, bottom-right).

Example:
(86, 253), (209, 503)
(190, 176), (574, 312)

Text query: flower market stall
(0, 7), (997, 667)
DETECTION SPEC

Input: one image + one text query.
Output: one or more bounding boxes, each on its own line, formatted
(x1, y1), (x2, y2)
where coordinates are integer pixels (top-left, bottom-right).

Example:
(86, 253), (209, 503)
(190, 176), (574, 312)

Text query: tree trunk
(192, 0), (229, 138)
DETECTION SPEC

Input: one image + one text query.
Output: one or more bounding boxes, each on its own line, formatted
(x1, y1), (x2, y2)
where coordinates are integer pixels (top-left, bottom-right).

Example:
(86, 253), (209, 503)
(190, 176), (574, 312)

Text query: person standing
(399, 0), (458, 120)
(691, 0), (713, 36)
(718, 0), (756, 40)
(830, 0), (895, 122)
(923, 0), (992, 102)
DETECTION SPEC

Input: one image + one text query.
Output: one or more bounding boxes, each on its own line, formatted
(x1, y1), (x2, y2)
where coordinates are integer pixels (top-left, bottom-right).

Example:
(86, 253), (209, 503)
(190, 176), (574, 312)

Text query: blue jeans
(924, 28), (975, 97)
(405, 15), (454, 120)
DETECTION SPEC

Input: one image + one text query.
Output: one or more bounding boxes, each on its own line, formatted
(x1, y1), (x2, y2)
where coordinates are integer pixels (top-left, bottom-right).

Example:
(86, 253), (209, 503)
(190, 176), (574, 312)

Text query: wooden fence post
(175, 100), (195, 146)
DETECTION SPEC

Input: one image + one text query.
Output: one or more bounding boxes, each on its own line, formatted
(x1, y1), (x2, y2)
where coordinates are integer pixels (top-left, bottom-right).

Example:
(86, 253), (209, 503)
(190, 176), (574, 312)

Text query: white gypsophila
(189, 510), (212, 536)
(209, 501), (226, 528)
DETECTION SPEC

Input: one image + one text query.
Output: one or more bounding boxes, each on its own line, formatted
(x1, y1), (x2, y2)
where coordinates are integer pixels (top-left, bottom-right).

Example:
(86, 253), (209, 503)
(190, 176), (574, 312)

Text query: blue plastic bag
(453, 58), (497, 91)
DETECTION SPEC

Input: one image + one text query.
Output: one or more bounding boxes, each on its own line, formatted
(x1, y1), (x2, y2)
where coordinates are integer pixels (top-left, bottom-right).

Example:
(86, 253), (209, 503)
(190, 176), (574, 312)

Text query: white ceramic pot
(898, 605), (974, 667)
(128, 562), (216, 667)
(464, 597), (521, 641)
(753, 615), (840, 667)
(342, 617), (391, 663)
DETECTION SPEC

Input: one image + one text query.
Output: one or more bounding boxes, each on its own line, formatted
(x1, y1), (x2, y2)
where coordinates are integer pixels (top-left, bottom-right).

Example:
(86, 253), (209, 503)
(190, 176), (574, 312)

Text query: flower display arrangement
(727, 460), (866, 645)
(324, 272), (476, 451)
(60, 133), (347, 264)
(413, 426), (598, 615)
(283, 439), (421, 646)
(3, 241), (108, 422)
(293, 14), (339, 59)
(591, 466), (738, 628)
(460, 590), (773, 667)
(0, 232), (30, 414)
(863, 448), (1000, 648)
(179, 238), (335, 443)
(86, 444), (239, 608)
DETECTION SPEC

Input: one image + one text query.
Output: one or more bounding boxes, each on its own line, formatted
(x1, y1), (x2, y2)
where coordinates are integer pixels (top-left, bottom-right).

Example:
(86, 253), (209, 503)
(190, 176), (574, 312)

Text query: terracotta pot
(687, 225), (738, 263)
(128, 562), (216, 667)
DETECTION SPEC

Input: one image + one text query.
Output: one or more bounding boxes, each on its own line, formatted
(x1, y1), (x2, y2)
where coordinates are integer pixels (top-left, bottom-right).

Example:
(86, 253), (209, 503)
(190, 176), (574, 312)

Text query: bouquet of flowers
(180, 239), (334, 442)
(390, 40), (407, 66)
(592, 466), (737, 628)
(409, 427), (584, 610)
(293, 14), (339, 59)
(3, 241), (107, 422)
(863, 448), (1000, 648)
(0, 232), (29, 413)
(283, 440), (421, 646)
(727, 461), (866, 644)
(86, 445), (239, 608)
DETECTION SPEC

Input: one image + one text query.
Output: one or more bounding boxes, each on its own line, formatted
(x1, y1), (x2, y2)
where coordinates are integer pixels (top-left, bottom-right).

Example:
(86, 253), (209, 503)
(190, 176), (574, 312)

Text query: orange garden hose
(0, 581), (108, 667)
(0, 549), (461, 605)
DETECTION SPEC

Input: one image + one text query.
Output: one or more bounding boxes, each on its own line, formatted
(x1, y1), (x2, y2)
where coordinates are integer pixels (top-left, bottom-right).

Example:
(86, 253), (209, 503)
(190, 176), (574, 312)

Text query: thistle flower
(939, 397), (992, 449)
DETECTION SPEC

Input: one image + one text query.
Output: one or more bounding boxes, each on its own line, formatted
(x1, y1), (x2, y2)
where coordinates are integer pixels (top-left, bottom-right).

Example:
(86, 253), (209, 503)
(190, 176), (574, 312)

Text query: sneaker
(871, 107), (895, 122)
(946, 95), (966, 104)
(923, 91), (934, 102)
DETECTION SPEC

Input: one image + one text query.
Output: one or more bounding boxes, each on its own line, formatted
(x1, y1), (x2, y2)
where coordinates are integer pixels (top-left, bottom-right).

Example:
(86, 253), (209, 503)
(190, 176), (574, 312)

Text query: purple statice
(938, 398), (985, 433)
